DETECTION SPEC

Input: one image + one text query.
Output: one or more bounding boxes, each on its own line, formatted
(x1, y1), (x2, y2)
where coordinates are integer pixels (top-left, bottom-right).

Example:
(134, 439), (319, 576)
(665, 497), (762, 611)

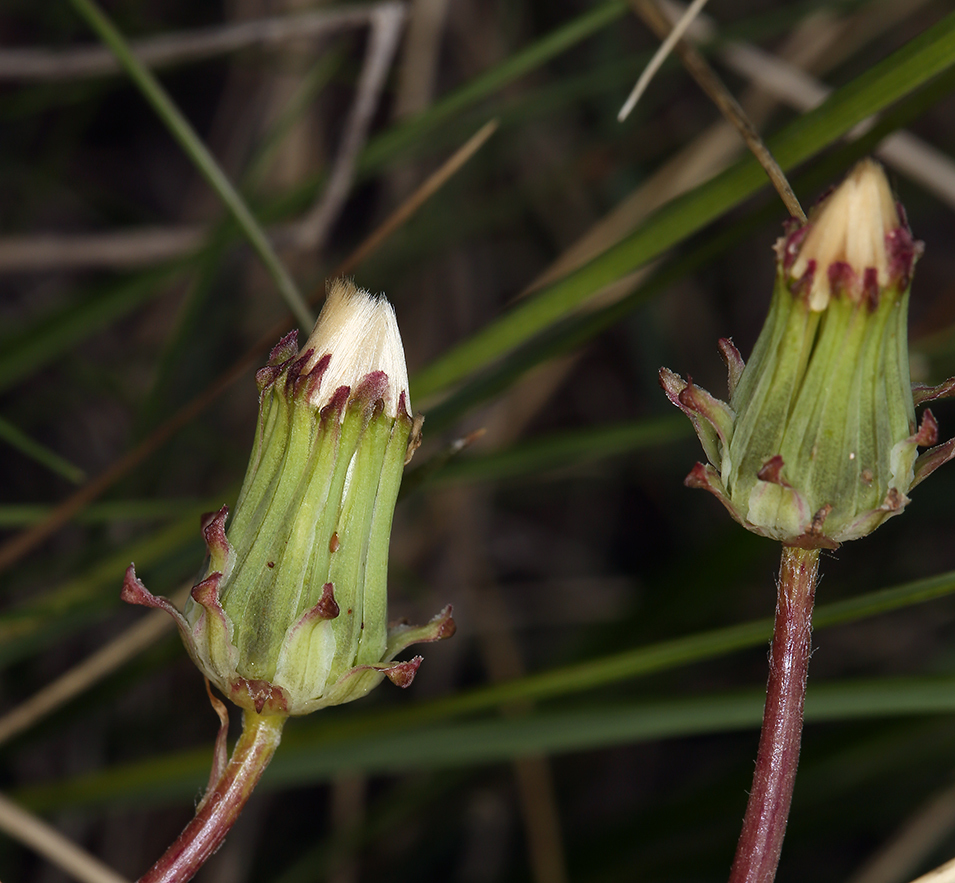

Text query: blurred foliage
(3, 1), (955, 882)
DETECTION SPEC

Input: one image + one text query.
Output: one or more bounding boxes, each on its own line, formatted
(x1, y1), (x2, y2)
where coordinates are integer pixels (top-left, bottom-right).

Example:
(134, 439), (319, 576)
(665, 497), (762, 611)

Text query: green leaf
(0, 511), (204, 668)
(67, 0), (312, 330)
(357, 1), (628, 173)
(0, 416), (85, 484)
(411, 11), (955, 401)
(429, 417), (689, 484)
(15, 568), (955, 810)
(0, 266), (183, 395)
(19, 675), (955, 811)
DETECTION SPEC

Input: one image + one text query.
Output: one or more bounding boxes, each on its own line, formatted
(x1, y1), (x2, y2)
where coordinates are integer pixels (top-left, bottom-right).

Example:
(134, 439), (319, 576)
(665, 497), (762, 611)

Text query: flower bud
(123, 280), (454, 715)
(661, 160), (955, 547)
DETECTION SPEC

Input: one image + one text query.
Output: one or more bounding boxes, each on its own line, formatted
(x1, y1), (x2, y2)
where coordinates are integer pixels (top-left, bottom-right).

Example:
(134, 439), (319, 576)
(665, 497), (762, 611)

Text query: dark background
(3, 1), (955, 882)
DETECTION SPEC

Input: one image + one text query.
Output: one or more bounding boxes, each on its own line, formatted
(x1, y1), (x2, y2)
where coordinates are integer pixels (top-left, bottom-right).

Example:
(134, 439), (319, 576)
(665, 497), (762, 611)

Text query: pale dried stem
(334, 119), (499, 277)
(290, 3), (406, 250)
(657, 0), (955, 211)
(628, 0), (804, 220)
(481, 7), (853, 446)
(0, 122), (499, 277)
(0, 122), (494, 573)
(527, 0), (904, 295)
(0, 227), (205, 272)
(0, 350), (257, 574)
(4, 1), (950, 273)
(484, 0), (949, 454)
(848, 783), (955, 883)
(329, 775), (366, 883)
(0, 792), (131, 883)
(0, 5), (403, 81)
(446, 490), (570, 883)
(0, 585), (190, 747)
(0, 3), (404, 273)
(905, 856), (955, 883)
(617, 0), (711, 121)
(393, 0), (451, 119)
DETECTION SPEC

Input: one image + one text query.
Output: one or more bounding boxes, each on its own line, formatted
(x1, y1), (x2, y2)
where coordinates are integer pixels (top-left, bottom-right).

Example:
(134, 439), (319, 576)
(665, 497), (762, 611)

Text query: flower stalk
(138, 711), (284, 883)
(660, 159), (955, 882)
(122, 280), (454, 883)
(729, 546), (818, 883)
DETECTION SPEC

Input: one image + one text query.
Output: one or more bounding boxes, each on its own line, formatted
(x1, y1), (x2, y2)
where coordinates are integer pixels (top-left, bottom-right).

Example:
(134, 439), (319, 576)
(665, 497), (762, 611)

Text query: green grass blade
(411, 11), (955, 400)
(358, 1), (628, 173)
(18, 675), (955, 811)
(0, 266), (183, 395)
(0, 512), (204, 668)
(66, 0), (312, 330)
(276, 677), (955, 776)
(0, 417), (86, 484)
(419, 223), (743, 433)
(416, 58), (955, 433)
(0, 498), (216, 528)
(430, 417), (689, 484)
(13, 567), (955, 812)
(412, 567), (955, 720)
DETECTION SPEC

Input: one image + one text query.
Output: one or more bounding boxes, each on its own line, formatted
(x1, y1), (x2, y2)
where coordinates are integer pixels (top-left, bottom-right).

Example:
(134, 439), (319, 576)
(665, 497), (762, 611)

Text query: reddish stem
(729, 545), (819, 883)
(138, 711), (285, 883)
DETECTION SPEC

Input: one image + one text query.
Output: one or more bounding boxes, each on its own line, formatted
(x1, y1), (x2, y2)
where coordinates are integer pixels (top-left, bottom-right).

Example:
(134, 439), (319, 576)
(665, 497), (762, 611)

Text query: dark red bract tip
(321, 385), (351, 422)
(790, 258), (815, 298)
(235, 679), (289, 715)
(268, 331), (299, 367)
(757, 454), (789, 487)
(200, 505), (231, 564)
(781, 223), (810, 272)
(316, 582), (340, 620)
(827, 261), (856, 301)
(886, 226), (921, 290)
(351, 371), (390, 415)
(862, 268), (879, 310)
(383, 657), (423, 688)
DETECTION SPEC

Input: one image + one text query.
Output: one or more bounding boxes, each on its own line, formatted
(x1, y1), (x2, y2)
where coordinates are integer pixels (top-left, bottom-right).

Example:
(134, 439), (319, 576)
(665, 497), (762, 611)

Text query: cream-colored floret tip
(303, 279), (411, 416)
(791, 159), (899, 311)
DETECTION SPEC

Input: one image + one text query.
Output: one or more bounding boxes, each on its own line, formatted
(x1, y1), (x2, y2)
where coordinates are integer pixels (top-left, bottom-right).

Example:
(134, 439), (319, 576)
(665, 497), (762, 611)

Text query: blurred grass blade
(0, 417), (85, 484)
(430, 416), (688, 484)
(12, 568), (955, 812)
(0, 498), (216, 528)
(276, 676), (955, 778)
(66, 0), (313, 330)
(411, 11), (955, 400)
(17, 676), (955, 811)
(0, 511), (205, 668)
(420, 60), (955, 434)
(358, 1), (628, 172)
(420, 221), (742, 433)
(244, 49), (345, 190)
(307, 566), (955, 736)
(0, 266), (183, 395)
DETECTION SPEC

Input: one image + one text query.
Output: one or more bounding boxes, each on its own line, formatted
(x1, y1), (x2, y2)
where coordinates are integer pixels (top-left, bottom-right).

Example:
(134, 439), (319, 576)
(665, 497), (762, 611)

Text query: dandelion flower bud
(123, 279), (454, 715)
(661, 159), (955, 547)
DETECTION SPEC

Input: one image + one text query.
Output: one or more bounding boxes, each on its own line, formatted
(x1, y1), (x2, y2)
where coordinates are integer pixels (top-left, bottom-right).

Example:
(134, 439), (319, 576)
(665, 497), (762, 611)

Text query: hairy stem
(729, 545), (820, 883)
(138, 710), (285, 883)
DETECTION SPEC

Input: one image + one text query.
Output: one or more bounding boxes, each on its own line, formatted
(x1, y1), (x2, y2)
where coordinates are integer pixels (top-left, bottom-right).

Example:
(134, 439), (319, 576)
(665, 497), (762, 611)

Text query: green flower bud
(124, 280), (454, 715)
(661, 159), (955, 548)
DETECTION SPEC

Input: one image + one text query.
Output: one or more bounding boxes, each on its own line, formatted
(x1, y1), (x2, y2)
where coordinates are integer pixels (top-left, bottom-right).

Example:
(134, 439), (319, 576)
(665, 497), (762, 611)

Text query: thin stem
(628, 0), (805, 222)
(0, 791), (130, 883)
(138, 711), (285, 883)
(66, 0), (313, 331)
(729, 545), (820, 883)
